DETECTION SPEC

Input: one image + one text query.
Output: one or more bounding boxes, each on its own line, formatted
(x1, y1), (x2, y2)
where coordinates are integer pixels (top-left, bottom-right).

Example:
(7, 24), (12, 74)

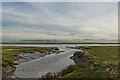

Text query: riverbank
(41, 46), (119, 79)
(58, 46), (119, 79)
(2, 46), (59, 78)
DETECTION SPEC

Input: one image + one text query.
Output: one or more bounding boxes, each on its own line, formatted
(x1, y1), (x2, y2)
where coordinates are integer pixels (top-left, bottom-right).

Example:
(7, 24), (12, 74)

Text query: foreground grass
(1, 46), (58, 67)
(59, 46), (118, 79)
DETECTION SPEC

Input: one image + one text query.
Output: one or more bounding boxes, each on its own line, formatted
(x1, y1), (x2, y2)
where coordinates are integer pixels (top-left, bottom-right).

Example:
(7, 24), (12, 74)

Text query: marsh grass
(59, 46), (118, 79)
(2, 46), (58, 67)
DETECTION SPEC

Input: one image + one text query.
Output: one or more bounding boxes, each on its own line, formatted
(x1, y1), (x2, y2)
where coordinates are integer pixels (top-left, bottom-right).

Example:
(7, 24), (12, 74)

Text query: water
(1, 43), (119, 47)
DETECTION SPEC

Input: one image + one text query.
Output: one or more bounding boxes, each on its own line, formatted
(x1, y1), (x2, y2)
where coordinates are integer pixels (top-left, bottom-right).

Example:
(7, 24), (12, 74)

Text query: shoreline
(41, 49), (88, 79)
(1, 43), (119, 44)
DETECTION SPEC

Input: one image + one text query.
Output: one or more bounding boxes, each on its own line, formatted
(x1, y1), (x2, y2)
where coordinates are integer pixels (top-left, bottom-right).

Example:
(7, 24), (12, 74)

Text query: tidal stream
(12, 46), (79, 78)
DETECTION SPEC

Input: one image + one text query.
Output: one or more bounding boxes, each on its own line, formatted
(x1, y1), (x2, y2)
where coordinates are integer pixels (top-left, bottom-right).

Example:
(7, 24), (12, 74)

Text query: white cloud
(2, 2), (118, 42)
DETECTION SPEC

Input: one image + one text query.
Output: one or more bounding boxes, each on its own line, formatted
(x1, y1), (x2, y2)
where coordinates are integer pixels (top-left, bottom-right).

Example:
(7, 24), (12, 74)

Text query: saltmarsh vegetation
(2, 46), (58, 67)
(58, 46), (118, 79)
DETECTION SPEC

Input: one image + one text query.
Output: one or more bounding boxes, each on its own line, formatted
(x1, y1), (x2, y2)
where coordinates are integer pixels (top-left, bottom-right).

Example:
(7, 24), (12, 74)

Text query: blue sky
(2, 2), (118, 42)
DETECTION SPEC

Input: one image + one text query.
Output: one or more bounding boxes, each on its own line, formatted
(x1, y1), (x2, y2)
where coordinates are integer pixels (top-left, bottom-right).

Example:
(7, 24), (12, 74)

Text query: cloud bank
(2, 2), (118, 42)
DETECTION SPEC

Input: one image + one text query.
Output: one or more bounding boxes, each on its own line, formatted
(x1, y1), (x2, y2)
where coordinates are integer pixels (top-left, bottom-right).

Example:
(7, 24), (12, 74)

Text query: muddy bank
(41, 50), (89, 80)
(15, 49), (63, 65)
(2, 65), (16, 78)
(41, 65), (74, 80)
(2, 55), (20, 78)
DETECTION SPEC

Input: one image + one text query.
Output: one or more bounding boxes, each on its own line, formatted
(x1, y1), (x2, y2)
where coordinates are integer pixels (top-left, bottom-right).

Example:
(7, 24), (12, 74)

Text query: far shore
(1, 43), (120, 44)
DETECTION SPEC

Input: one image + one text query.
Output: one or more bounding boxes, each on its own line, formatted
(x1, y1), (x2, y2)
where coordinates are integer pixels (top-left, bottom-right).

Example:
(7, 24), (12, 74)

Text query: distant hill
(2, 39), (118, 44)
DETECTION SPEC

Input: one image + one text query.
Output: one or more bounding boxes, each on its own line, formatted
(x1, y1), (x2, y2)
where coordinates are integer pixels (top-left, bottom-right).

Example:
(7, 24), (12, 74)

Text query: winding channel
(12, 46), (79, 78)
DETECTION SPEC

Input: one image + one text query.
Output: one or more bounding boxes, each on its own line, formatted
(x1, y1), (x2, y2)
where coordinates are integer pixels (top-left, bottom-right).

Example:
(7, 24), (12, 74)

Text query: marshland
(1, 44), (119, 79)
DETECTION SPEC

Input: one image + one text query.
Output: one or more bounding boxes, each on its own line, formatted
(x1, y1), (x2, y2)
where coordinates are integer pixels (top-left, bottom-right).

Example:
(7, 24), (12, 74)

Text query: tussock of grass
(87, 46), (118, 65)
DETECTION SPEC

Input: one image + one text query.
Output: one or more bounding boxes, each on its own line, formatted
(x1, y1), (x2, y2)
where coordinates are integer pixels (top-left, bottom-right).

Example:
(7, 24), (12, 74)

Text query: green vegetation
(59, 46), (118, 79)
(2, 46), (58, 67)
(88, 46), (118, 66)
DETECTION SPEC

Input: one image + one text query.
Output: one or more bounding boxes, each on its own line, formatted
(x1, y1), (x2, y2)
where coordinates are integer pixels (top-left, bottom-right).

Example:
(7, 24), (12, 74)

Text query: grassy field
(1, 46), (58, 67)
(59, 46), (119, 79)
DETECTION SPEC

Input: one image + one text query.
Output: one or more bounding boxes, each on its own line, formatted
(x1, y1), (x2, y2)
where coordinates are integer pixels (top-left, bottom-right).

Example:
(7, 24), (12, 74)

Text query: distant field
(59, 46), (119, 79)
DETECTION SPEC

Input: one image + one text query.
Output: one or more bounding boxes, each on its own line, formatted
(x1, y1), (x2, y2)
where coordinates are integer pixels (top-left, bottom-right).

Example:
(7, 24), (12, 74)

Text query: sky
(2, 0), (120, 2)
(2, 2), (118, 43)
(0, 2), (2, 43)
